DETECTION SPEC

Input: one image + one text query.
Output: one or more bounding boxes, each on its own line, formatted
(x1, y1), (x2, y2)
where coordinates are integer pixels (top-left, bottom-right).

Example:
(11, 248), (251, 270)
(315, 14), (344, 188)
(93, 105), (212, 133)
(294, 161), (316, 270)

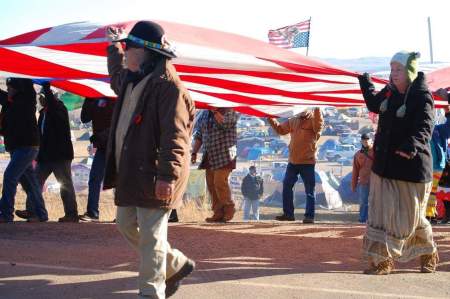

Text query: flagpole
(427, 16), (434, 64)
(306, 17), (311, 56)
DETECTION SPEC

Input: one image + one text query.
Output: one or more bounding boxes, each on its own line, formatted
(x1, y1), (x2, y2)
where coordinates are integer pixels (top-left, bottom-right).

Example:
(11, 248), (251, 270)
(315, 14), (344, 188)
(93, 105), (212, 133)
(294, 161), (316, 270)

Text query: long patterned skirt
(363, 173), (437, 265)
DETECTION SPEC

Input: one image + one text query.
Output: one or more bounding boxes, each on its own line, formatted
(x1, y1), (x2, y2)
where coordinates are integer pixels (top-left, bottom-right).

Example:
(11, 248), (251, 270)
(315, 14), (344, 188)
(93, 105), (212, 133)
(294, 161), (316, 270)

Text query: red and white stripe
(4, 20), (445, 116)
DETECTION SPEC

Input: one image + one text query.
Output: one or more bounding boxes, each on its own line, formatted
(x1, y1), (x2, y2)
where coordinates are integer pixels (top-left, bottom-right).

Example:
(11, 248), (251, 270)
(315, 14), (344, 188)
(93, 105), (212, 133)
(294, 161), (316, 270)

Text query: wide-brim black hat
(114, 21), (176, 58)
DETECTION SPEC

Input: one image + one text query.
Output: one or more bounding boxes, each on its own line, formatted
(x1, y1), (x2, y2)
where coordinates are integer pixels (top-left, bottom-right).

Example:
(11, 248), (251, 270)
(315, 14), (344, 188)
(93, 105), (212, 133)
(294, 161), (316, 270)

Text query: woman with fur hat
(357, 51), (438, 275)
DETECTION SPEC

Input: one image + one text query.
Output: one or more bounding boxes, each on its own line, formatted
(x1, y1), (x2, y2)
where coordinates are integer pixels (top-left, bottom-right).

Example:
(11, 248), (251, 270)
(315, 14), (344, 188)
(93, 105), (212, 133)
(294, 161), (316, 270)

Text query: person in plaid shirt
(192, 108), (238, 222)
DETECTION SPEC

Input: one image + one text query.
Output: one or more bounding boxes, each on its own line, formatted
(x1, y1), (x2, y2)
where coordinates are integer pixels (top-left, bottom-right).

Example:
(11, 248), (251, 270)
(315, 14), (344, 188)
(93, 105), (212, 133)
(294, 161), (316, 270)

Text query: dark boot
(205, 210), (224, 223)
(166, 259), (196, 298)
(15, 210), (34, 220)
(169, 210), (179, 223)
(275, 214), (295, 221)
(222, 205), (235, 222)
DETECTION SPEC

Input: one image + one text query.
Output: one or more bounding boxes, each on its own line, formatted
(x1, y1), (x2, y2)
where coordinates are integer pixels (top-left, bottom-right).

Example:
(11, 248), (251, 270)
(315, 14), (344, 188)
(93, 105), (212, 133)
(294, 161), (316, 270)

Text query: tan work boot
(222, 205), (235, 222)
(420, 251), (439, 273)
(363, 258), (394, 275)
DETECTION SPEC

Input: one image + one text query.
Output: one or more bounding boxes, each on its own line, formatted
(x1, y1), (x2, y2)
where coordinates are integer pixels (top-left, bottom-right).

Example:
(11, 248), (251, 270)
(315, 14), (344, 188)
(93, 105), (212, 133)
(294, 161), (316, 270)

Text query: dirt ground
(0, 221), (449, 299)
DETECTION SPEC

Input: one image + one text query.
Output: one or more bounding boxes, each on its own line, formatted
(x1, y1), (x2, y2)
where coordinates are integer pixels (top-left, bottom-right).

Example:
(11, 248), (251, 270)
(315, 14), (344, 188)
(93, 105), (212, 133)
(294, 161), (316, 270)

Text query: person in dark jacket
(358, 51), (438, 275)
(427, 100), (450, 223)
(106, 21), (196, 298)
(0, 78), (48, 223)
(241, 166), (263, 221)
(434, 89), (450, 224)
(79, 97), (115, 222)
(15, 82), (78, 222)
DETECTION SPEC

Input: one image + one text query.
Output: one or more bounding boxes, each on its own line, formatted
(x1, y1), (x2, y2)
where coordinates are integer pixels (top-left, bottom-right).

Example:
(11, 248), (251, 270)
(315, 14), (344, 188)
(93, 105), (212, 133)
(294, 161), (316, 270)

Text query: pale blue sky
(1, 0), (449, 61)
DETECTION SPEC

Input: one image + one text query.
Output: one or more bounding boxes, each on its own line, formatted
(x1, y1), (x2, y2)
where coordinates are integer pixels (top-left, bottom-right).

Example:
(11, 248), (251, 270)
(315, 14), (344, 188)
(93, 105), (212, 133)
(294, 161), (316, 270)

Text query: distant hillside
(321, 57), (450, 76)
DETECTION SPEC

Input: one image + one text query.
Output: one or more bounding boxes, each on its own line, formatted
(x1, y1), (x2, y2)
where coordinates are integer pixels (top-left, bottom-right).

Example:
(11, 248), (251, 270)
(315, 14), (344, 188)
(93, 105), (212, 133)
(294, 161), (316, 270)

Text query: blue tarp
(337, 172), (359, 203)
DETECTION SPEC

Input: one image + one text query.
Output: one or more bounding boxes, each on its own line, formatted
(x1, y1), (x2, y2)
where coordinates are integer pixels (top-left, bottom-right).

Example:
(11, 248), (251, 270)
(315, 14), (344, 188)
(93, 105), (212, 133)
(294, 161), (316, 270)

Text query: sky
(1, 0), (449, 62)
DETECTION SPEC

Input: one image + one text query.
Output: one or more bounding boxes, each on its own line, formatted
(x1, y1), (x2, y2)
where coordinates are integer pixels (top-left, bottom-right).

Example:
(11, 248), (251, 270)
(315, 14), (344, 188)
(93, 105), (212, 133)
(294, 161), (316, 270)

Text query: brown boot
(205, 212), (224, 223)
(420, 251), (439, 273)
(222, 205), (235, 222)
(363, 258), (394, 275)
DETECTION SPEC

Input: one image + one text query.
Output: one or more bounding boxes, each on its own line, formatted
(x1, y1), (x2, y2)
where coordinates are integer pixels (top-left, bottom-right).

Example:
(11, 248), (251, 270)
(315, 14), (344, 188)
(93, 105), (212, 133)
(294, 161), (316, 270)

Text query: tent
(264, 169), (342, 210)
(337, 172), (359, 203)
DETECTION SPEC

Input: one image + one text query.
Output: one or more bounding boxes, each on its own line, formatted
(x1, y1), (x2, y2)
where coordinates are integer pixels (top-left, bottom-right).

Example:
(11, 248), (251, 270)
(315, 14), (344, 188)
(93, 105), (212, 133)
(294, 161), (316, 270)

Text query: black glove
(357, 72), (371, 82)
(41, 81), (51, 92)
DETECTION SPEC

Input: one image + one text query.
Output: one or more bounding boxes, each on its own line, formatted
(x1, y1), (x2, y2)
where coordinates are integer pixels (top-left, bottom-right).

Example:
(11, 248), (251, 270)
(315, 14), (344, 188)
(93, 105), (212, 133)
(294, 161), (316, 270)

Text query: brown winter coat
(268, 108), (324, 164)
(103, 44), (196, 209)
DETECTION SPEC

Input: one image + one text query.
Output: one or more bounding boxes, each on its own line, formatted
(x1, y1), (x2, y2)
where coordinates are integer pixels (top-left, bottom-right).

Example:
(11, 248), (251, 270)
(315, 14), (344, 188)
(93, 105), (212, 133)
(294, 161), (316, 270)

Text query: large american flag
(268, 20), (311, 49)
(0, 20), (445, 116)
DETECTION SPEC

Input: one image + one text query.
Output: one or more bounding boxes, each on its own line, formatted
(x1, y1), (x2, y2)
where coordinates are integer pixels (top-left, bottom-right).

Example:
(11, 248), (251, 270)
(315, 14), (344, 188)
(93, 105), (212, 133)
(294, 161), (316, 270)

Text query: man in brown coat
(268, 108), (324, 223)
(104, 21), (196, 299)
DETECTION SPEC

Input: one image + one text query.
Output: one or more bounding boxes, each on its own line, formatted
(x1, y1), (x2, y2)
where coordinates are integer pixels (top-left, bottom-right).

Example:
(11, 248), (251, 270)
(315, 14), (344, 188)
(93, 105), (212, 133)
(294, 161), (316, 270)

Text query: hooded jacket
(37, 88), (74, 162)
(358, 72), (434, 183)
(0, 81), (39, 152)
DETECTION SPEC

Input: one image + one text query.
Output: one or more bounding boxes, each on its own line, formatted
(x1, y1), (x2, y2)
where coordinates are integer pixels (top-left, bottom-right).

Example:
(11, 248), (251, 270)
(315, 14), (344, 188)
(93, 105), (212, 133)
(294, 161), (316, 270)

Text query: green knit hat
(390, 51), (421, 83)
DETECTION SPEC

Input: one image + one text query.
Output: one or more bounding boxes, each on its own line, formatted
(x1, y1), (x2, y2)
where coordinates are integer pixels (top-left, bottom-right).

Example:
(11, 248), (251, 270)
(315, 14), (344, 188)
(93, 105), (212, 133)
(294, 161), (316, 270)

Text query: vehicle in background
(238, 115), (265, 128)
(318, 139), (338, 160)
(325, 144), (357, 162)
(237, 137), (266, 155)
(345, 107), (360, 117)
(334, 124), (352, 136)
(322, 125), (337, 136)
(269, 138), (288, 153)
(339, 133), (361, 145)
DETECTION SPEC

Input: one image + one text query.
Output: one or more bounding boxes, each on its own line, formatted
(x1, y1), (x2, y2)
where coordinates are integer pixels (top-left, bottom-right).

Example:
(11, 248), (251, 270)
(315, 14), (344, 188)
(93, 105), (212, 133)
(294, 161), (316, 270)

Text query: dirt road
(0, 222), (449, 299)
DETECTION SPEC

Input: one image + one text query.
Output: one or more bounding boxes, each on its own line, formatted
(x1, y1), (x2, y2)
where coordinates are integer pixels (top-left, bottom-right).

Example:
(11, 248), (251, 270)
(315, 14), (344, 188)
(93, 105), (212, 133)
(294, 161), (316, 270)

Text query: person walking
(79, 97), (115, 222)
(105, 21), (196, 298)
(358, 51), (438, 275)
(0, 78), (48, 223)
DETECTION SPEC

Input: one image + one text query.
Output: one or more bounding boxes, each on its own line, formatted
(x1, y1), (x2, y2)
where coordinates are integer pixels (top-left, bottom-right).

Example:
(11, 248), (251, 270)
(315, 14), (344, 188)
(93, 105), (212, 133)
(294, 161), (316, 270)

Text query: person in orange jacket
(268, 108), (324, 223)
(351, 133), (374, 223)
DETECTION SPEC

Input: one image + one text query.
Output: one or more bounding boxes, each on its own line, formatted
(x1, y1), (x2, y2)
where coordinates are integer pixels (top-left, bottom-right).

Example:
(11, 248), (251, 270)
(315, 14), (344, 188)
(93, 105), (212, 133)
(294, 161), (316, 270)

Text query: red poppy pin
(134, 114), (143, 125)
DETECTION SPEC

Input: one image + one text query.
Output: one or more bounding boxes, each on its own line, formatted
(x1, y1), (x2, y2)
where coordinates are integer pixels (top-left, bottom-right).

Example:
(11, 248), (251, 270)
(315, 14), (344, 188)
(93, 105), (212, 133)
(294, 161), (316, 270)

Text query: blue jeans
(282, 163), (316, 219)
(243, 198), (260, 220)
(86, 150), (106, 218)
(0, 148), (48, 221)
(358, 184), (369, 223)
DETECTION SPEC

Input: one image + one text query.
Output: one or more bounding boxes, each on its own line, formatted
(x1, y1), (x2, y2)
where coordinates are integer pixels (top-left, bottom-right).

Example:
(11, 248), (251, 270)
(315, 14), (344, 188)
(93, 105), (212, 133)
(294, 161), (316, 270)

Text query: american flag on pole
(268, 19), (311, 49)
(2, 20), (444, 116)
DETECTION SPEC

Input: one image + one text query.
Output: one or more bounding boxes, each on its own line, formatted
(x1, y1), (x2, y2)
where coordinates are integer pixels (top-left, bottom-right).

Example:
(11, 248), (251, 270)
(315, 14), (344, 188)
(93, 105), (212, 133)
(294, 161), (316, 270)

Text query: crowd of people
(0, 20), (448, 298)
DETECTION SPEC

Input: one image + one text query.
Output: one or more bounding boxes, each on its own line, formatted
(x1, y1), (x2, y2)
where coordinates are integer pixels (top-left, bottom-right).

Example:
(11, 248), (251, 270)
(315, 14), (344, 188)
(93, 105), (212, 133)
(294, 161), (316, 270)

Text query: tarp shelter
(338, 172), (359, 203)
(264, 169), (342, 210)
